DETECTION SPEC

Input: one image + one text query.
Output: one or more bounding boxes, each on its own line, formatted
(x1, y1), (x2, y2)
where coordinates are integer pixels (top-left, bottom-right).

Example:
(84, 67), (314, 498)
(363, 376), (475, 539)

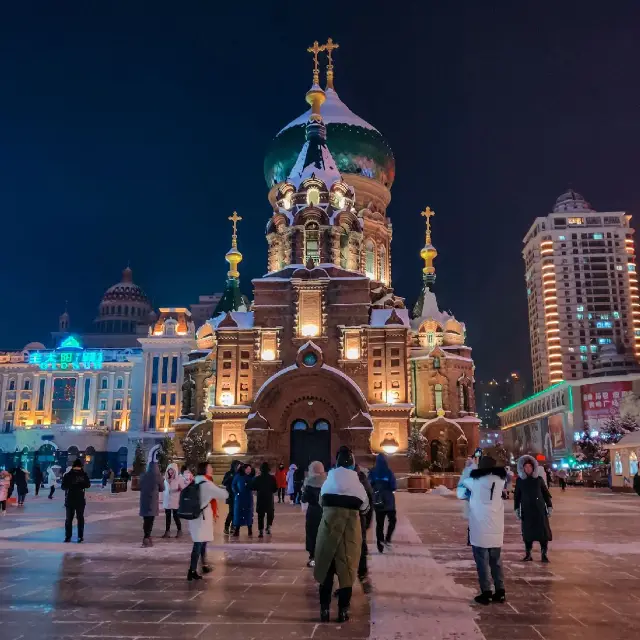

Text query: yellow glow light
(261, 349), (276, 361)
(301, 324), (319, 337)
(346, 347), (360, 360)
(220, 392), (234, 407)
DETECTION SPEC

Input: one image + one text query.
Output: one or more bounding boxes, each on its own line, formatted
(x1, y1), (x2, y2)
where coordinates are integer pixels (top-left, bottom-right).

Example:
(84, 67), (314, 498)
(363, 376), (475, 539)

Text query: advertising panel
(581, 381), (633, 430)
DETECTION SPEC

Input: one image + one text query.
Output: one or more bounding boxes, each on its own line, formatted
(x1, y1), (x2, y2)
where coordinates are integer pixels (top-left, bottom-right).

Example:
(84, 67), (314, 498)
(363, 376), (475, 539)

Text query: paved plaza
(0, 486), (638, 640)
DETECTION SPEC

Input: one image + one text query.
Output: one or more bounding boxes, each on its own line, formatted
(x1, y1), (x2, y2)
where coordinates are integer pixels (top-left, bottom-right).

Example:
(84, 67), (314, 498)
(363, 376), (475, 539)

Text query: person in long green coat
(314, 446), (369, 624)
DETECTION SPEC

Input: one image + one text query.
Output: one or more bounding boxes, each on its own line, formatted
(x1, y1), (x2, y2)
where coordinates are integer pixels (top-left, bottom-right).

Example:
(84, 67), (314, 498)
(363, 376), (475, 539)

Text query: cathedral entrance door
(290, 419), (331, 471)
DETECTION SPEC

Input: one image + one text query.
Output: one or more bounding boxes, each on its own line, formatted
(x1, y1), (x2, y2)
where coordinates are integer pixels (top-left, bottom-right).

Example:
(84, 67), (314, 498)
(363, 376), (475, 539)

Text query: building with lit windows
(173, 43), (479, 473)
(524, 190), (640, 392)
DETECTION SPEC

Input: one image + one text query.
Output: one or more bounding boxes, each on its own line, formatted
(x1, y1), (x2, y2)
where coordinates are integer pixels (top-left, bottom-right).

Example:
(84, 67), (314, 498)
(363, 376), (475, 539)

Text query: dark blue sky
(1, 1), (639, 386)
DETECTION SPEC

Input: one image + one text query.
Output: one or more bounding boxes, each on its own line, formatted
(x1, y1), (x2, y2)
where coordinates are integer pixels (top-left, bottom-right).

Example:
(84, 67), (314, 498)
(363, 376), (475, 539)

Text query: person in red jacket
(275, 463), (288, 503)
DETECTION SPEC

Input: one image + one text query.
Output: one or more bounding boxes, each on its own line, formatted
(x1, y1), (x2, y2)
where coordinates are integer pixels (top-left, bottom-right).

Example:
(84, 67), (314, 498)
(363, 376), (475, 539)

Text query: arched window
(630, 451), (639, 476)
(292, 419), (308, 431)
(314, 419), (330, 431)
(378, 246), (387, 283)
(117, 305), (122, 314)
(21, 402), (28, 411)
(365, 239), (375, 279)
(101, 378), (108, 390)
(304, 222), (320, 265)
(433, 356), (440, 369)
(23, 379), (31, 391)
(340, 229), (349, 268)
(614, 451), (623, 475)
(7, 401), (13, 412)
(8, 379), (15, 391)
(306, 187), (320, 206)
(116, 377), (124, 390)
(114, 399), (122, 411)
(434, 384), (443, 412)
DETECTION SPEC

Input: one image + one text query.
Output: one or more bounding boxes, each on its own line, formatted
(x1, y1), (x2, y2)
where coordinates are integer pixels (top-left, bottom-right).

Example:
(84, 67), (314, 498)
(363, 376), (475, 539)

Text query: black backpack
(177, 480), (205, 520)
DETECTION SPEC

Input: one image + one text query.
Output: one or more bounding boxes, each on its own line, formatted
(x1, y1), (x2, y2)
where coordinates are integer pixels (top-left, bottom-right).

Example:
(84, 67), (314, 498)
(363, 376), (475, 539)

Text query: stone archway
(421, 417), (468, 472)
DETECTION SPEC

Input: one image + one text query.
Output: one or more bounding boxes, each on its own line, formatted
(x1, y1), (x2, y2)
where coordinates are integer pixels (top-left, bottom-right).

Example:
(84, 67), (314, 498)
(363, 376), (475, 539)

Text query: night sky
(1, 1), (639, 388)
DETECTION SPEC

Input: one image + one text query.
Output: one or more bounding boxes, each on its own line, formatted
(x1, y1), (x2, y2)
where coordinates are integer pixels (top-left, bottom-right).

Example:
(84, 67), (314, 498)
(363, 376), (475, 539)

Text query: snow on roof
(278, 88), (379, 136)
(606, 430), (640, 449)
(207, 311), (254, 331)
(370, 308), (411, 328)
(457, 415), (482, 423)
(411, 287), (453, 329)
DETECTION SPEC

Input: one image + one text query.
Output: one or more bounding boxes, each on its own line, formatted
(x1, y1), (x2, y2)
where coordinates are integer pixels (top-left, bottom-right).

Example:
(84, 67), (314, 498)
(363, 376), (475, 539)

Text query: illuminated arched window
(340, 229), (349, 268)
(434, 384), (443, 412)
(378, 246), (387, 283)
(8, 379), (15, 391)
(630, 451), (638, 475)
(614, 451), (623, 475)
(304, 222), (320, 265)
(306, 187), (320, 206)
(365, 239), (375, 279)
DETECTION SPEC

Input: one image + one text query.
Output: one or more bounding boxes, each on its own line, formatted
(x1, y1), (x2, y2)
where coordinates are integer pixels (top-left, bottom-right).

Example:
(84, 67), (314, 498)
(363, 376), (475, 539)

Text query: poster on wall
(548, 414), (566, 452)
(582, 381), (633, 430)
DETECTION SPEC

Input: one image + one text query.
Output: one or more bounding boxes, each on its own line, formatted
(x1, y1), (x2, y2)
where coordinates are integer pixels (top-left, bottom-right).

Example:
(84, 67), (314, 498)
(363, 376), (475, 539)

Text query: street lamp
(222, 434), (241, 456)
(380, 433), (399, 455)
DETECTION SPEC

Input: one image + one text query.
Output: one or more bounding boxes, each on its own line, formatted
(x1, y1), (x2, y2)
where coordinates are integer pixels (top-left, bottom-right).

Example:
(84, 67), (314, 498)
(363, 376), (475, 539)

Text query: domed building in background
(175, 42), (479, 474)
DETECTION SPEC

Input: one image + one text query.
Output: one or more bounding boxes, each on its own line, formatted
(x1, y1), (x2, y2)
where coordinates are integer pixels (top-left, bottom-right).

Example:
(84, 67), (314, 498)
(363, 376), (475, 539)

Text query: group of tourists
(458, 453), (554, 605)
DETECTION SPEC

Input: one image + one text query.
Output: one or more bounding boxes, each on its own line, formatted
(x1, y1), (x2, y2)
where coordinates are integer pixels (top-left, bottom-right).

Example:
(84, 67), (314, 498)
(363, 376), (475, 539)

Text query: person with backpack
(301, 461), (326, 567)
(181, 461), (228, 581)
(368, 453), (397, 553)
(61, 459), (91, 543)
(232, 463), (255, 537)
(314, 446), (369, 623)
(222, 460), (240, 535)
(139, 460), (164, 547)
(162, 463), (185, 538)
(275, 463), (288, 503)
(252, 461), (277, 537)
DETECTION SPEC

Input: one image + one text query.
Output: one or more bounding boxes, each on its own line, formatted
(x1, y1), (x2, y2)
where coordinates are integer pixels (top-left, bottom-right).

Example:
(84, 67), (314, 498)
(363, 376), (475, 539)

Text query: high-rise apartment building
(524, 190), (640, 392)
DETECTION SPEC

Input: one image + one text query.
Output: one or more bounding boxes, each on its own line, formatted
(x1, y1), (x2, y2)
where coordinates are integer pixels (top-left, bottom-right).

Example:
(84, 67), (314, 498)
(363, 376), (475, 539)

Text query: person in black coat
(222, 460), (241, 535)
(293, 465), (305, 504)
(634, 471), (640, 497)
(301, 461), (325, 567)
(368, 453), (397, 553)
(13, 466), (28, 506)
(356, 464), (373, 589)
(514, 455), (553, 563)
(252, 461), (278, 537)
(61, 459), (91, 542)
(33, 465), (44, 497)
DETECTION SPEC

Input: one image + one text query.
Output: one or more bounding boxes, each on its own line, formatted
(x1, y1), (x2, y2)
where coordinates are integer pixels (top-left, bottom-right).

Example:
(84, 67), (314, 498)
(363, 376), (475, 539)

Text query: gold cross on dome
(228, 211), (242, 245)
(420, 206), (435, 241)
(324, 38), (339, 65)
(307, 40), (326, 82)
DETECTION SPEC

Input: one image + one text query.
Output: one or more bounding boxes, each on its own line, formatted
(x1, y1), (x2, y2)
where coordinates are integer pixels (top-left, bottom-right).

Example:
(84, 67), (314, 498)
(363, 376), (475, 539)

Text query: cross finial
(228, 211), (242, 248)
(420, 206), (435, 243)
(323, 38), (340, 89)
(307, 40), (326, 85)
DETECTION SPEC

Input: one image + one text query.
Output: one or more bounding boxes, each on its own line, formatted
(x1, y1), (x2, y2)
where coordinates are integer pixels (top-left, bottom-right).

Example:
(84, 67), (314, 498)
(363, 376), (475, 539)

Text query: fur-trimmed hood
(517, 455), (540, 480)
(470, 466), (507, 480)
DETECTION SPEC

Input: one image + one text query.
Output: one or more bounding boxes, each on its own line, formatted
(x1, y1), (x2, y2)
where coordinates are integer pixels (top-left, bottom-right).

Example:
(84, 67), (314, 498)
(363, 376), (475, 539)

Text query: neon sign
(28, 336), (104, 371)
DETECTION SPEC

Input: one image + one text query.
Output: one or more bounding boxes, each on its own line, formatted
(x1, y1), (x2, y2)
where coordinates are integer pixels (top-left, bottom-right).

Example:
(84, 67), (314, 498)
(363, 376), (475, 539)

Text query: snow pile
(431, 485), (453, 496)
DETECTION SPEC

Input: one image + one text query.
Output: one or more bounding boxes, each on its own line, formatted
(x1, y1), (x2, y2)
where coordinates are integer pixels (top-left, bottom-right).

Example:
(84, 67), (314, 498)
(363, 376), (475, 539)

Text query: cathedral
(173, 41), (480, 473)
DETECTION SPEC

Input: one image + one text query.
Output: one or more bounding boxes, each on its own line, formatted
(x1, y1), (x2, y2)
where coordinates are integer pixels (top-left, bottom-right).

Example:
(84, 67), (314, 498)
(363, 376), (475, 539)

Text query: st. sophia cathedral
(174, 41), (480, 473)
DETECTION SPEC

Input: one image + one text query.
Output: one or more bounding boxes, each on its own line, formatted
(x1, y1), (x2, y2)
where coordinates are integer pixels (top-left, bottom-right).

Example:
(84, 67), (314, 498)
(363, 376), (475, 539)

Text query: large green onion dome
(265, 88), (395, 189)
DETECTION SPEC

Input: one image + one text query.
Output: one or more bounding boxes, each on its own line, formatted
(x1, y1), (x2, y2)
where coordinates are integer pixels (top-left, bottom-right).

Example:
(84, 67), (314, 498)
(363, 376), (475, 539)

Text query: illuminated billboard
(27, 336), (104, 371)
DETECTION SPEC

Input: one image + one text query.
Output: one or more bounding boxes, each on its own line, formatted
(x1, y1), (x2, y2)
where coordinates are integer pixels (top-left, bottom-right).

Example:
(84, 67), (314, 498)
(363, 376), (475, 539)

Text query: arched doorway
(290, 418), (331, 471)
(36, 444), (56, 475)
(84, 446), (96, 478)
(117, 447), (128, 473)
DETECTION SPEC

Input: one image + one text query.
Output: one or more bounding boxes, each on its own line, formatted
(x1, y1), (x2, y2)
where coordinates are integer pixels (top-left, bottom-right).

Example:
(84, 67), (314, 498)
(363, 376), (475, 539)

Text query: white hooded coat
(460, 466), (507, 548)
(286, 464), (297, 494)
(47, 468), (57, 487)
(162, 463), (185, 510)
(187, 475), (228, 543)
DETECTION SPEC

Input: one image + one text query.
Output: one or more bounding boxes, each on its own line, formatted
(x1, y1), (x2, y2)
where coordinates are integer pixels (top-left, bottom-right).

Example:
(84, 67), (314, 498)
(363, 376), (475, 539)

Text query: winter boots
(187, 569), (202, 581)
(474, 591), (493, 606)
(320, 608), (330, 623)
(337, 608), (350, 623)
(142, 537), (153, 548)
(541, 551), (550, 563)
(522, 552), (533, 562)
(492, 589), (506, 603)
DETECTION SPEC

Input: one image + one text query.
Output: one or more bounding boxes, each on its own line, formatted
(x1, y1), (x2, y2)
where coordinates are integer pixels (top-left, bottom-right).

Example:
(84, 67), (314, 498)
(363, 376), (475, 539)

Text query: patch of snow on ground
(431, 485), (454, 496)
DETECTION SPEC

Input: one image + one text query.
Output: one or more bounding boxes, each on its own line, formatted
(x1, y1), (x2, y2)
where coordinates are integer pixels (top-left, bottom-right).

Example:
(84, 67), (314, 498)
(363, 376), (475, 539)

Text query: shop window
(630, 451), (639, 476)
(614, 451), (623, 475)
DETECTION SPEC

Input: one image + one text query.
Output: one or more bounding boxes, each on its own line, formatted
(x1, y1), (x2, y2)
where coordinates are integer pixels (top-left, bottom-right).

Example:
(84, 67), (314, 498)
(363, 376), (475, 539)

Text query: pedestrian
(33, 465), (43, 497)
(457, 456), (507, 605)
(634, 469), (640, 497)
(275, 463), (288, 503)
(180, 465), (194, 486)
(458, 457), (478, 546)
(232, 463), (255, 537)
(13, 465), (28, 506)
(120, 467), (130, 483)
(314, 446), (369, 623)
(101, 468), (110, 489)
(503, 466), (514, 500)
(0, 469), (11, 516)
(139, 459), (164, 547)
(253, 461), (277, 537)
(222, 460), (240, 535)
(286, 463), (297, 504)
(545, 466), (553, 487)
(185, 461), (228, 581)
(301, 461), (326, 567)
(294, 465), (305, 504)
(47, 466), (57, 499)
(368, 453), (397, 553)
(61, 459), (91, 543)
(355, 464), (373, 592)
(556, 467), (567, 491)
(162, 463), (185, 538)
(514, 455), (553, 563)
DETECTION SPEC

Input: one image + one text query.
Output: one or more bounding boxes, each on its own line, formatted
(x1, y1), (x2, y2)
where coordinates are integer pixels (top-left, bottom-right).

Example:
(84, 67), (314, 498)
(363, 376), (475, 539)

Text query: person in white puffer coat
(162, 463), (185, 538)
(458, 456), (507, 606)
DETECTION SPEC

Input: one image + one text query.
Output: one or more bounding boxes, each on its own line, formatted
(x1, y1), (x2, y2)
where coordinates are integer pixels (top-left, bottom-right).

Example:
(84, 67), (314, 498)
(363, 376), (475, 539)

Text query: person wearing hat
(61, 459), (91, 543)
(314, 446), (369, 623)
(458, 455), (507, 605)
